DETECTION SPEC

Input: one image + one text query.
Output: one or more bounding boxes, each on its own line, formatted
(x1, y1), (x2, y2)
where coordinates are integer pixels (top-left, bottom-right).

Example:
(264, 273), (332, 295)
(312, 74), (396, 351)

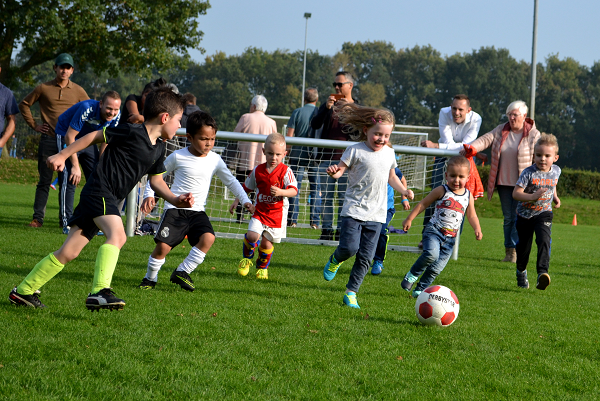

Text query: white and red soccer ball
(415, 285), (460, 327)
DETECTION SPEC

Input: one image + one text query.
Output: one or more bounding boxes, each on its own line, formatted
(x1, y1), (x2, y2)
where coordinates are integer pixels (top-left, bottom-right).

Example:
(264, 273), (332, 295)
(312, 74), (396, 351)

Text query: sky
(189, 0), (600, 68)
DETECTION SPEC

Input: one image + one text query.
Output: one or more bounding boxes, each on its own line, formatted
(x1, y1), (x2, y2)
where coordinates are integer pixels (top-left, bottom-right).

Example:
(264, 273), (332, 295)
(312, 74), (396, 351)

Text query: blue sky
(189, 0), (599, 67)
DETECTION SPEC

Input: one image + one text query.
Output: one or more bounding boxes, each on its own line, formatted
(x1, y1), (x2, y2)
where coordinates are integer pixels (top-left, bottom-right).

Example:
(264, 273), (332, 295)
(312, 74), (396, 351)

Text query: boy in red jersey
(230, 133), (298, 279)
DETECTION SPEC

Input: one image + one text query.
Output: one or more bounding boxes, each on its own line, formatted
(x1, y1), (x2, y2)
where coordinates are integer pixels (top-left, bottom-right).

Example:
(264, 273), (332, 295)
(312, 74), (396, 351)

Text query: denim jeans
(318, 162), (347, 230)
(497, 185), (519, 248)
(32, 134), (59, 223)
(287, 159), (321, 225)
(410, 225), (455, 292)
(333, 217), (382, 293)
(422, 157), (446, 234)
(373, 208), (395, 263)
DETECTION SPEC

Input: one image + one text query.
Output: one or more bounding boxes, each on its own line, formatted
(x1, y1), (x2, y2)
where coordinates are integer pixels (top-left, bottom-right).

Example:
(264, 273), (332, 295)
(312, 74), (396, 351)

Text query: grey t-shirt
(340, 142), (397, 223)
(516, 164), (561, 219)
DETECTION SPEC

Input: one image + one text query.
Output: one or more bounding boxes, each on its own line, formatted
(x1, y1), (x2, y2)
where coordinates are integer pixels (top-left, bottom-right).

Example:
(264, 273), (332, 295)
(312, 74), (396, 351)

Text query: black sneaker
(170, 269), (195, 292)
(319, 229), (333, 241)
(85, 288), (126, 311)
(536, 273), (551, 290)
(138, 278), (156, 290)
(9, 287), (46, 308)
(516, 269), (529, 289)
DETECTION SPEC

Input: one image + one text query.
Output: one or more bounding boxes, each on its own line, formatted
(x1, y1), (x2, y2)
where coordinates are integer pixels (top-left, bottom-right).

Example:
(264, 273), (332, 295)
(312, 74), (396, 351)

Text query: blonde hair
(265, 132), (286, 147)
(333, 103), (395, 141)
(535, 133), (559, 153)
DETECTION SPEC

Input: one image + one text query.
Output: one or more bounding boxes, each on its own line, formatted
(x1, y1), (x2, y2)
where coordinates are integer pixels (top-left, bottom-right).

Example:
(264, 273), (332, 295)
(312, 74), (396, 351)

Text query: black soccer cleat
(170, 269), (195, 292)
(516, 269), (530, 289)
(9, 287), (46, 308)
(85, 288), (125, 311)
(138, 278), (157, 290)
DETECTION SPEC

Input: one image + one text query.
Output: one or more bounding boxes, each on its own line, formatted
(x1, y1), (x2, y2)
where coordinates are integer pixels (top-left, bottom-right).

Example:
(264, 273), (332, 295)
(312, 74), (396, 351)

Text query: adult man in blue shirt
(55, 90), (121, 232)
(0, 66), (20, 156)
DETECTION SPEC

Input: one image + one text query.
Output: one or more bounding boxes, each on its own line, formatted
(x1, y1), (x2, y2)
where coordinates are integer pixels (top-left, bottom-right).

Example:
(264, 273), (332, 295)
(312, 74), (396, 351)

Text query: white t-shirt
(437, 106), (482, 151)
(339, 142), (397, 223)
(144, 148), (250, 212)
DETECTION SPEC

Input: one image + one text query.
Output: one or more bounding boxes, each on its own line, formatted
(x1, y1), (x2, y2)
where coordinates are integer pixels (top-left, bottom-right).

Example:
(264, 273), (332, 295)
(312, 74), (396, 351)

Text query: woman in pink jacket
(462, 100), (540, 263)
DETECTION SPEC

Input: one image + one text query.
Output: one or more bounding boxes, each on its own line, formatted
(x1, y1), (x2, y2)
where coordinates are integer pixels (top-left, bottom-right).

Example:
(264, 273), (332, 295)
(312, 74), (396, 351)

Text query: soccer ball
(415, 285), (460, 327)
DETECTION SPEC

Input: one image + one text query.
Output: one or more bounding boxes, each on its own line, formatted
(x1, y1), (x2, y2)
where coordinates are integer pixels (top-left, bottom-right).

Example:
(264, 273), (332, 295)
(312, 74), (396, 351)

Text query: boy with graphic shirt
(512, 134), (561, 290)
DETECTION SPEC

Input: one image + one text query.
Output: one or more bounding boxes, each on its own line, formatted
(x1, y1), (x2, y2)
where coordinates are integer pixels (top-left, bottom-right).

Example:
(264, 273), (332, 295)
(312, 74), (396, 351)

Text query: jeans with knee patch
(410, 225), (455, 292)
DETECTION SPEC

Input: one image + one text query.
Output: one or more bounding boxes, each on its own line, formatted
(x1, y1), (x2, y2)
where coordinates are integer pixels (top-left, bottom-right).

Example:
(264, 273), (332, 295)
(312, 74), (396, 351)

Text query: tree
(0, 0), (210, 87)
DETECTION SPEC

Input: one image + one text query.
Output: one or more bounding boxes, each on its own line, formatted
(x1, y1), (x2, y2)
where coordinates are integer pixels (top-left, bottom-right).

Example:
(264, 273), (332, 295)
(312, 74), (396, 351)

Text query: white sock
(176, 247), (206, 274)
(145, 256), (166, 282)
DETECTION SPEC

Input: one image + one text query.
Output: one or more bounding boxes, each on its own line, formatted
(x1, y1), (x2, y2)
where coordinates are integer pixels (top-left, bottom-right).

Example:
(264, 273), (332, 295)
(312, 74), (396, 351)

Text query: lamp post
(530, 0), (538, 119)
(301, 12), (311, 106)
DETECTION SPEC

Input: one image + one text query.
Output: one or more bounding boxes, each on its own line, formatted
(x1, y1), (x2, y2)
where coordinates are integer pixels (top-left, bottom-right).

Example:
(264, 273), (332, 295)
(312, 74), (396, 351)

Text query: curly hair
(333, 103), (395, 141)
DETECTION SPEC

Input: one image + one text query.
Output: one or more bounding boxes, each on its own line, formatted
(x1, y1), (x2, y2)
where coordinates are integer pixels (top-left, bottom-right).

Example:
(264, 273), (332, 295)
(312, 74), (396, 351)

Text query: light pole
(301, 12), (311, 106)
(530, 0), (538, 119)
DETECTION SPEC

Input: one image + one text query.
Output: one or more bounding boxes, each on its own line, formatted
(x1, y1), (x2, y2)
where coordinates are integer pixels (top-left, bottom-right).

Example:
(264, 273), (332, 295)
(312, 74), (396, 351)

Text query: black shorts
(154, 209), (215, 247)
(69, 194), (121, 240)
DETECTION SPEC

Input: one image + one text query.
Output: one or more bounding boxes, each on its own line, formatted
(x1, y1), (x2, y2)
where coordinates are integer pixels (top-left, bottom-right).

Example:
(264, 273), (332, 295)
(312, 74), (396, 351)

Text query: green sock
(17, 253), (65, 295)
(91, 244), (120, 294)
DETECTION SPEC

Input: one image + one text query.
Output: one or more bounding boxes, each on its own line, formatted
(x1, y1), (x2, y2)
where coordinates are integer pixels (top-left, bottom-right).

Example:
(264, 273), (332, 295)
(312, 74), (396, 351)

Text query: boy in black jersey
(9, 88), (194, 311)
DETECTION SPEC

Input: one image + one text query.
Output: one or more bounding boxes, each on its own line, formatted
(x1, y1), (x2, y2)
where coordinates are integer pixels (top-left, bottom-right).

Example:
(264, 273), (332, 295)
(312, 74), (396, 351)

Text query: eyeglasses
(332, 82), (351, 88)
(507, 112), (522, 118)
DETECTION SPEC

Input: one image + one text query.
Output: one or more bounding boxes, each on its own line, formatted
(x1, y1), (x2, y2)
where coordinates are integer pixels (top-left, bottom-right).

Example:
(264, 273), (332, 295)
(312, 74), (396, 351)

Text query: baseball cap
(55, 53), (74, 67)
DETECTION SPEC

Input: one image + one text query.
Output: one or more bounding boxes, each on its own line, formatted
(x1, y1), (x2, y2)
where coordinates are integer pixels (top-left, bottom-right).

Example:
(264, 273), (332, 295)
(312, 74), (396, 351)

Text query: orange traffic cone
(572, 214), (577, 226)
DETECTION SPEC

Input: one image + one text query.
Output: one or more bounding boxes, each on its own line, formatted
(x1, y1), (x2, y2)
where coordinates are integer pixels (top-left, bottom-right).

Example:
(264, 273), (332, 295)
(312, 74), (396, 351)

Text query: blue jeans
(410, 225), (455, 292)
(333, 217), (382, 293)
(497, 185), (519, 248)
(422, 157), (446, 234)
(373, 208), (395, 263)
(287, 159), (321, 225)
(318, 162), (347, 230)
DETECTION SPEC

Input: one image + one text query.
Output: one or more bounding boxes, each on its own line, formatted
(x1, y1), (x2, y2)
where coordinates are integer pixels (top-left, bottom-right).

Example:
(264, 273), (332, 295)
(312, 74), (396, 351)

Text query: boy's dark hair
(101, 90), (121, 103)
(187, 111), (218, 136)
(143, 87), (184, 121)
(142, 77), (168, 96)
(446, 155), (471, 173)
(182, 93), (197, 105)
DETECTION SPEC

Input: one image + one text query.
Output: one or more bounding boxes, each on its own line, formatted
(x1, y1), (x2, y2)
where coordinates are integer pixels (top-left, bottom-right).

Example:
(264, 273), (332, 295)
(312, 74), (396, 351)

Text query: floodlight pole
(530, 0), (538, 119)
(301, 13), (311, 107)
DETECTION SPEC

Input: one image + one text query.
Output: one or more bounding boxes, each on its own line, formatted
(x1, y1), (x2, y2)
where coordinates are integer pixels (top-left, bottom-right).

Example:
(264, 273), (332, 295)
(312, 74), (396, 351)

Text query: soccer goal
(126, 129), (460, 253)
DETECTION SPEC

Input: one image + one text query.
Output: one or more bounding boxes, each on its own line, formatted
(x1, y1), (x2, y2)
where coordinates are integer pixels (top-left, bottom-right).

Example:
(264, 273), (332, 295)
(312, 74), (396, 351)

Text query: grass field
(1, 183), (600, 400)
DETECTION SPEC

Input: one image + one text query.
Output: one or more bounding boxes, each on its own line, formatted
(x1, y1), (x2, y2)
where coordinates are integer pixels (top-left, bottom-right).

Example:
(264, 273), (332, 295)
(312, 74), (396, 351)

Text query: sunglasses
(332, 82), (351, 88)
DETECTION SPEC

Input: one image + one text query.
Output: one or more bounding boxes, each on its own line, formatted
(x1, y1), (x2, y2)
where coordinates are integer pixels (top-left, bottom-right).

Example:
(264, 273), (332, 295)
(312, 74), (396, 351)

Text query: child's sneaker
(170, 270), (195, 291)
(256, 268), (268, 280)
(343, 292), (360, 309)
(516, 269), (529, 289)
(536, 273), (551, 290)
(238, 258), (253, 276)
(9, 287), (46, 308)
(138, 278), (156, 290)
(401, 272), (419, 291)
(412, 289), (422, 298)
(371, 260), (384, 275)
(62, 226), (70, 235)
(323, 255), (343, 281)
(85, 288), (125, 311)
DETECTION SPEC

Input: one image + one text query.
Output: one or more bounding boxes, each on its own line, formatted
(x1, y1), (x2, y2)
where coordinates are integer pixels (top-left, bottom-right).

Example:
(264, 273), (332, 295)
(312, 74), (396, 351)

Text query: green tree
(0, 0), (210, 87)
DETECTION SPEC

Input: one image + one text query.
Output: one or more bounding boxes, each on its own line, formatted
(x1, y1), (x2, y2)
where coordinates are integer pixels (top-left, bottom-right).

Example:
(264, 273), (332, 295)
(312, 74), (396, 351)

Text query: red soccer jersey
(243, 163), (297, 228)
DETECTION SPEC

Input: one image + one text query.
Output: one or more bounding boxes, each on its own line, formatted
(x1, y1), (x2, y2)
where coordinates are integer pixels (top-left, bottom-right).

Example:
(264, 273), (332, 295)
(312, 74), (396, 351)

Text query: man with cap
(19, 53), (89, 229)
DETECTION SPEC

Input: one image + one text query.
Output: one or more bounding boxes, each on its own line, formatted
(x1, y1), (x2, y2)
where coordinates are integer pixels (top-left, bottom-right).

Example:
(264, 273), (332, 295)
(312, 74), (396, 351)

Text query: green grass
(1, 183), (600, 400)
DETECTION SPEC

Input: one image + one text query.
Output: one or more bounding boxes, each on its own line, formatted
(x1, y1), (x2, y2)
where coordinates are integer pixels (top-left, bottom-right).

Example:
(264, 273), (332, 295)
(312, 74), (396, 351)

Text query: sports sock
(243, 234), (259, 259)
(91, 244), (120, 294)
(176, 247), (206, 274)
(257, 246), (274, 269)
(145, 255), (166, 282)
(17, 253), (65, 295)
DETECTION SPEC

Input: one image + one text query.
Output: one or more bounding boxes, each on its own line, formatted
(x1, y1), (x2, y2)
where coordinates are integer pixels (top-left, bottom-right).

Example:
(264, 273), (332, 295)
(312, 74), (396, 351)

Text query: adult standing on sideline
(54, 91), (122, 233)
(180, 93), (201, 128)
(311, 71), (357, 241)
(121, 78), (167, 125)
(0, 66), (20, 157)
(19, 53), (89, 228)
(286, 88), (321, 229)
(461, 100), (540, 262)
(232, 95), (277, 222)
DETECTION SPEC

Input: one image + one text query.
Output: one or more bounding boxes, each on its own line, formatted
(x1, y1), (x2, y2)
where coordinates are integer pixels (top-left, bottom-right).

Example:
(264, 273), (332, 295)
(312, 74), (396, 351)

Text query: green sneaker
(411, 289), (422, 299)
(256, 268), (268, 280)
(323, 255), (343, 281)
(343, 292), (360, 309)
(238, 258), (253, 277)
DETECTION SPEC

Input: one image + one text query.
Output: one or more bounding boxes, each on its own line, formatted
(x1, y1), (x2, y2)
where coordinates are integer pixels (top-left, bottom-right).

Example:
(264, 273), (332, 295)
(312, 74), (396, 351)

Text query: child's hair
(143, 87), (184, 121)
(265, 133), (286, 147)
(535, 133), (559, 153)
(333, 103), (395, 141)
(101, 90), (121, 103)
(187, 111), (218, 136)
(446, 155), (471, 173)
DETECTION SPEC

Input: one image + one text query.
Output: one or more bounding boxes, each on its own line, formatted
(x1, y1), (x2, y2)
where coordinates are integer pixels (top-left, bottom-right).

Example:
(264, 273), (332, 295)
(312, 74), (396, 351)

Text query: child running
(401, 156), (482, 298)
(322, 104), (414, 309)
(512, 133), (561, 290)
(8, 88), (193, 310)
(231, 133), (298, 280)
(138, 111), (254, 291)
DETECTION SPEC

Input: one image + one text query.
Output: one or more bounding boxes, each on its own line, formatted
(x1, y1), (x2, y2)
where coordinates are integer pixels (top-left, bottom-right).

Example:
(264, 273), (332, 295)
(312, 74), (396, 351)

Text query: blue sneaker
(401, 272), (419, 291)
(62, 226), (70, 235)
(323, 255), (343, 281)
(343, 292), (360, 309)
(412, 289), (422, 298)
(371, 260), (384, 275)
